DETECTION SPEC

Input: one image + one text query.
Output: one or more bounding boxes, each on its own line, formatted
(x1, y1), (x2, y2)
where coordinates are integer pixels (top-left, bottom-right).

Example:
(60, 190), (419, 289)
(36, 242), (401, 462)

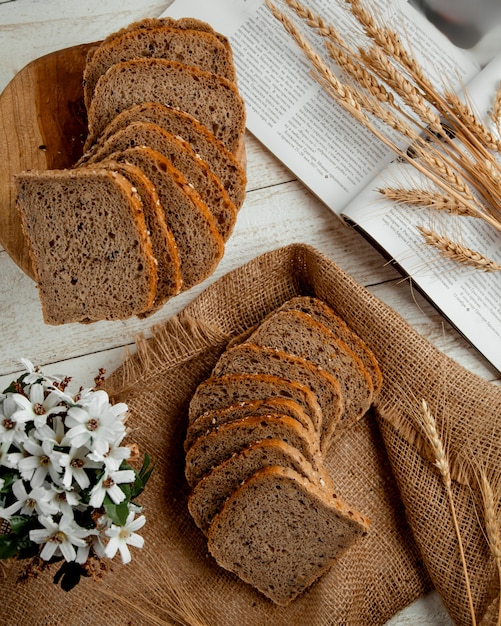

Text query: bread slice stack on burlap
(15, 16), (246, 324)
(185, 295), (381, 606)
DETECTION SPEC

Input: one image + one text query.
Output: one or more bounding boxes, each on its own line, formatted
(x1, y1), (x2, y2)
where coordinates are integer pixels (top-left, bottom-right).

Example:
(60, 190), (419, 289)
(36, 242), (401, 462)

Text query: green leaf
(8, 515), (33, 534)
(130, 453), (155, 500)
(103, 495), (129, 526)
(0, 534), (20, 559)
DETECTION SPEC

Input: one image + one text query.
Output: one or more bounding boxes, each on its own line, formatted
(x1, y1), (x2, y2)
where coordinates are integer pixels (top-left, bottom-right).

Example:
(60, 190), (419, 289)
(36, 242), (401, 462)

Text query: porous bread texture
(184, 414), (323, 487)
(187, 372), (323, 434)
(83, 121), (237, 241)
(15, 168), (157, 324)
(184, 397), (314, 452)
(212, 342), (344, 444)
(86, 58), (246, 154)
(207, 466), (369, 606)
(249, 309), (374, 451)
(103, 146), (224, 291)
(80, 102), (246, 210)
(188, 438), (327, 535)
(96, 160), (181, 310)
(83, 26), (236, 111)
(277, 296), (383, 396)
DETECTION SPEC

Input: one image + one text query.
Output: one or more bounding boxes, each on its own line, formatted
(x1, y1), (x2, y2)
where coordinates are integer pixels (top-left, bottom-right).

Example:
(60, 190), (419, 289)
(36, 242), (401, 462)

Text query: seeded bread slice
(184, 414), (322, 487)
(84, 122), (237, 241)
(188, 439), (328, 535)
(248, 310), (374, 451)
(277, 296), (383, 397)
(207, 465), (369, 606)
(86, 58), (246, 154)
(97, 160), (182, 307)
(212, 343), (344, 442)
(80, 102), (246, 210)
(102, 146), (224, 291)
(15, 168), (157, 324)
(185, 397), (314, 452)
(187, 372), (323, 432)
(83, 26), (236, 111)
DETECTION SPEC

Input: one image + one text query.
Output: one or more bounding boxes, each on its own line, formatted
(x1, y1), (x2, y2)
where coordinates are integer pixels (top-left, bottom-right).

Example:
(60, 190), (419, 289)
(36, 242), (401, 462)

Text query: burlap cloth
(2, 243), (500, 625)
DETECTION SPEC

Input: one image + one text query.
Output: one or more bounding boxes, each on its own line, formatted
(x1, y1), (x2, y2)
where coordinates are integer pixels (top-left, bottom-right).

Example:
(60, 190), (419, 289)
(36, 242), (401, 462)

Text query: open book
(164, 0), (501, 374)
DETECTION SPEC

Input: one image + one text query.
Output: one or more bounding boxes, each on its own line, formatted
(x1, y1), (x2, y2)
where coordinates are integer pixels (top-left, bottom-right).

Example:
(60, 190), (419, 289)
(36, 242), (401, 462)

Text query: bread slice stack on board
(185, 296), (381, 606)
(15, 17), (246, 324)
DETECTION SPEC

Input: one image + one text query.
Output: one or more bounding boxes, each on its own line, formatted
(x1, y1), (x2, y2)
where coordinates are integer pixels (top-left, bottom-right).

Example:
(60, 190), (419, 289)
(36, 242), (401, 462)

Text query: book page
(164, 0), (478, 214)
(343, 54), (501, 372)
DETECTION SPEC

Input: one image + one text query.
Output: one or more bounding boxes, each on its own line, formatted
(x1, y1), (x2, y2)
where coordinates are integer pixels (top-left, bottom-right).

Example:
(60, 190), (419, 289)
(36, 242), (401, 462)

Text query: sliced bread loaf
(185, 396), (314, 452)
(184, 414), (323, 487)
(188, 438), (327, 535)
(83, 26), (236, 111)
(97, 160), (182, 307)
(81, 102), (246, 209)
(207, 465), (369, 606)
(277, 296), (383, 396)
(15, 168), (157, 324)
(187, 372), (323, 432)
(84, 122), (237, 241)
(86, 58), (246, 154)
(102, 146), (224, 291)
(211, 343), (344, 441)
(248, 309), (374, 451)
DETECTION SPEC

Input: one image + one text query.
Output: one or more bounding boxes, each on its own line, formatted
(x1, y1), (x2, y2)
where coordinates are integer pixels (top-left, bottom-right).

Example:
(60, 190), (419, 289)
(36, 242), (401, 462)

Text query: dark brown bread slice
(188, 439), (328, 535)
(207, 465), (370, 606)
(83, 26), (236, 111)
(102, 146), (224, 291)
(277, 296), (383, 397)
(211, 343), (344, 441)
(81, 102), (246, 210)
(86, 58), (246, 154)
(184, 414), (323, 487)
(15, 168), (157, 324)
(97, 160), (182, 307)
(185, 396), (315, 452)
(84, 122), (236, 241)
(187, 372), (323, 431)
(248, 310), (374, 451)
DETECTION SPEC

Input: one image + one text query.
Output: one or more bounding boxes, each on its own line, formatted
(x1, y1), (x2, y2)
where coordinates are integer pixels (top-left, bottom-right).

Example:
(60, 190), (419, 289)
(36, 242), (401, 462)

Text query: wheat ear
(417, 226), (501, 271)
(420, 399), (477, 625)
(491, 81), (501, 135)
(379, 187), (479, 217)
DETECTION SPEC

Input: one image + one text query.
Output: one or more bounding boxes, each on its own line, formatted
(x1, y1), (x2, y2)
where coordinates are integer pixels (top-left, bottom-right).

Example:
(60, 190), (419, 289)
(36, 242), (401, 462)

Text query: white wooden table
(1, 1), (499, 623)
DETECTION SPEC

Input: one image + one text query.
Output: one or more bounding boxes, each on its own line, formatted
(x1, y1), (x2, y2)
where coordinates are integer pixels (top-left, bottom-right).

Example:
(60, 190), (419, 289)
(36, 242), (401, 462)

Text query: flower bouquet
(0, 360), (153, 591)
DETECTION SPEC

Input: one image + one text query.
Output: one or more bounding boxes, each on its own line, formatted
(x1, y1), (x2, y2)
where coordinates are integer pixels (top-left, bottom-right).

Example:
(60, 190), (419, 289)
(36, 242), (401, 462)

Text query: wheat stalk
(419, 399), (477, 626)
(491, 81), (501, 135)
(417, 226), (501, 271)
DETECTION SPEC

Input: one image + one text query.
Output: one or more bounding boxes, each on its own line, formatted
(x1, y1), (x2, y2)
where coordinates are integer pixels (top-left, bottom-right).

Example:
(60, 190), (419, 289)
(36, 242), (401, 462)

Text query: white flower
(0, 479), (58, 519)
(46, 484), (81, 518)
(0, 441), (21, 470)
(29, 514), (89, 562)
(17, 437), (63, 488)
(88, 469), (135, 509)
(0, 396), (28, 446)
(87, 439), (131, 472)
(34, 414), (65, 445)
(104, 511), (145, 564)
(58, 446), (101, 490)
(11, 383), (67, 429)
(64, 391), (127, 456)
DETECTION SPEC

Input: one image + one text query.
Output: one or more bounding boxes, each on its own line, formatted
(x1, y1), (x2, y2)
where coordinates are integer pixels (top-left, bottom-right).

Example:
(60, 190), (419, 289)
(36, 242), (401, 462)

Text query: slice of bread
(83, 26), (236, 111)
(15, 168), (157, 324)
(207, 465), (369, 606)
(187, 372), (323, 432)
(84, 122), (237, 241)
(277, 296), (383, 396)
(184, 414), (323, 487)
(188, 438), (327, 535)
(101, 146), (224, 291)
(86, 58), (246, 154)
(248, 310), (374, 451)
(185, 397), (314, 452)
(211, 343), (344, 441)
(81, 102), (246, 210)
(97, 160), (182, 307)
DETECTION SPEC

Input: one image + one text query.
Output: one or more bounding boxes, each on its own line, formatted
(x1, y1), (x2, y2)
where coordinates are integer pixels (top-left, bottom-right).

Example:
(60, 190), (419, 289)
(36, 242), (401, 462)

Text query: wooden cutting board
(0, 43), (95, 280)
